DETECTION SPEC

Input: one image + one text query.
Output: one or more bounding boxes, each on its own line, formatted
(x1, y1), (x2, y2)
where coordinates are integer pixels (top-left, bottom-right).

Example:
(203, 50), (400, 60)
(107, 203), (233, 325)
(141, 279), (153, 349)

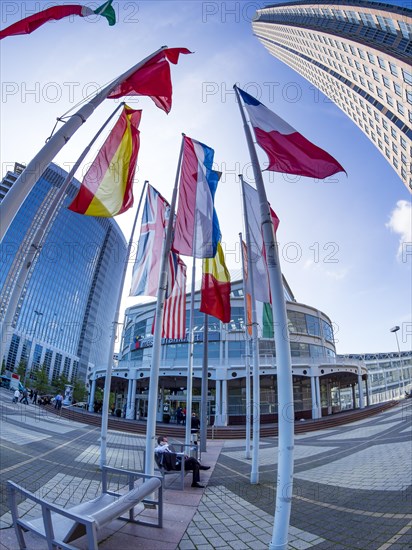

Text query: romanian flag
(0, 1), (115, 40)
(108, 48), (192, 114)
(200, 242), (231, 323)
(68, 105), (141, 217)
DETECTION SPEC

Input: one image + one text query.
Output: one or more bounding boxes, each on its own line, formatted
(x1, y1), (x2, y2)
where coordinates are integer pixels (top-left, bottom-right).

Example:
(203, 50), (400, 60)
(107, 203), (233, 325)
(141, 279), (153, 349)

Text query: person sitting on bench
(154, 435), (210, 488)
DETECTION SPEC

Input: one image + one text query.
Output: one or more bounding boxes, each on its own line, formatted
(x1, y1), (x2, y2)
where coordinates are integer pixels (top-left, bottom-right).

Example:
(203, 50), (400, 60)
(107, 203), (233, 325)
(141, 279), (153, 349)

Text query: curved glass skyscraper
(253, 0), (412, 191)
(0, 163), (127, 384)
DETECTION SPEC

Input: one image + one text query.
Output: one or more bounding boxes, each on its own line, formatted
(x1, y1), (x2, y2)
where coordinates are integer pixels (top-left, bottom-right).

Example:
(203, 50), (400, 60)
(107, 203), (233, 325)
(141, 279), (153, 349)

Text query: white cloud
(386, 200), (412, 260)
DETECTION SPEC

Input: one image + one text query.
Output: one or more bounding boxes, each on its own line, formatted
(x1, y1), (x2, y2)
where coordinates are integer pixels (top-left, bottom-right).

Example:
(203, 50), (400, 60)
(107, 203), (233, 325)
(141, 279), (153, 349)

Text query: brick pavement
(0, 387), (411, 549)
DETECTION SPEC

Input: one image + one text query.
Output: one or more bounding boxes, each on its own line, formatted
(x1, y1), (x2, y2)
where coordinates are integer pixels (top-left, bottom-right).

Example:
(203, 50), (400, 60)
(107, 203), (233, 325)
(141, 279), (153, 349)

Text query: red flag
(108, 48), (192, 113)
(0, 1), (116, 40)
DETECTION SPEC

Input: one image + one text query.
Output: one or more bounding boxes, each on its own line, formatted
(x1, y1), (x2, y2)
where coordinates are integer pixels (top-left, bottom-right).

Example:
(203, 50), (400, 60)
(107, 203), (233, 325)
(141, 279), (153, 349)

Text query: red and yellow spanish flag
(200, 242), (231, 323)
(68, 105), (141, 217)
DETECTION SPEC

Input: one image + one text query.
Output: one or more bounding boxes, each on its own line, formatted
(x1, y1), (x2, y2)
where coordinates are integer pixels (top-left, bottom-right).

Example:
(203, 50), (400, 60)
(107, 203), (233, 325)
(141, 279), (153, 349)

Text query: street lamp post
(390, 326), (405, 397)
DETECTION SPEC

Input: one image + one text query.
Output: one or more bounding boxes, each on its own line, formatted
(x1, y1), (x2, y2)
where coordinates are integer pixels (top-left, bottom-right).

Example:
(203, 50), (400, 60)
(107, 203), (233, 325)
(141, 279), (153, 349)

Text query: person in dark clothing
(154, 436), (210, 488)
(19, 389), (29, 405)
(190, 413), (200, 445)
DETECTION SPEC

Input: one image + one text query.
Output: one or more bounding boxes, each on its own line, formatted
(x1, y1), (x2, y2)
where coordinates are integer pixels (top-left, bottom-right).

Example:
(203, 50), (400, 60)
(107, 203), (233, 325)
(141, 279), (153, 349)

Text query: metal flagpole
(0, 102), (126, 362)
(200, 313), (208, 453)
(99, 179), (148, 468)
(0, 46), (168, 241)
(240, 177), (261, 483)
(144, 135), (185, 476)
(185, 240), (198, 448)
(235, 86), (295, 550)
(239, 232), (252, 460)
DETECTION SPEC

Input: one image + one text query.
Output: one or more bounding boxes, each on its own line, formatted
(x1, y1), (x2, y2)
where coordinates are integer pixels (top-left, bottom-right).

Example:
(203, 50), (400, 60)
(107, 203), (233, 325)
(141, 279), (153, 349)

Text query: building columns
(88, 378), (96, 412)
(126, 377), (137, 419)
(214, 380), (222, 426)
(358, 370), (364, 409)
(310, 374), (318, 419)
(351, 383), (357, 408)
(221, 379), (228, 426)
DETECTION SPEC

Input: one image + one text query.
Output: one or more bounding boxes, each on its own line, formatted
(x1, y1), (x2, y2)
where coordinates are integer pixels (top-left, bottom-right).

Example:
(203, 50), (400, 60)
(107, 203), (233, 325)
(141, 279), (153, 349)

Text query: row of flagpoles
(0, 41), (345, 549)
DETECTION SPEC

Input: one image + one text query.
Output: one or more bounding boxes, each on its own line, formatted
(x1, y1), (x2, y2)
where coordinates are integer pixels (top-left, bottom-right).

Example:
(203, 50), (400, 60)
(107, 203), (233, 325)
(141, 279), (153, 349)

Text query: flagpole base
(250, 471), (259, 484)
(269, 541), (287, 550)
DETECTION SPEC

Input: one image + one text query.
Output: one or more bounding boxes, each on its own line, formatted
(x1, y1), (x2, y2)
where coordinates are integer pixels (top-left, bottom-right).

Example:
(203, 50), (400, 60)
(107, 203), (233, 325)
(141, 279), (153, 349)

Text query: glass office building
(252, 0), (412, 191)
(86, 278), (410, 425)
(0, 163), (127, 384)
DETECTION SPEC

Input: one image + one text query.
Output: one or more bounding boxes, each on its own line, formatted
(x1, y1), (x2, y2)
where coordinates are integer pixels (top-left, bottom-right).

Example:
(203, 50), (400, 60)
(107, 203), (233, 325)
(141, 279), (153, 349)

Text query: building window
(397, 102), (404, 115)
(406, 91), (412, 105)
(402, 68), (412, 86)
(376, 87), (384, 99)
(389, 62), (398, 77)
(372, 70), (380, 82)
(367, 52), (376, 64)
(386, 94), (394, 107)
(393, 82), (402, 96)
(321, 320), (334, 343)
(398, 21), (411, 40)
(377, 56), (386, 70)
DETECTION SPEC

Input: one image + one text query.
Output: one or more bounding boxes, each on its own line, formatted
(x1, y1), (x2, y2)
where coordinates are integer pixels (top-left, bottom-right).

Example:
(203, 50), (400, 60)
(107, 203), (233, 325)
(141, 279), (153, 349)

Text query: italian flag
(0, 1), (115, 40)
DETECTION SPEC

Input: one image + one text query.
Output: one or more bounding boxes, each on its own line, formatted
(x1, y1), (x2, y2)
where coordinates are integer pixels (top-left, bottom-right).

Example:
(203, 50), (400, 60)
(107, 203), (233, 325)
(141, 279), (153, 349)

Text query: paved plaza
(0, 387), (411, 549)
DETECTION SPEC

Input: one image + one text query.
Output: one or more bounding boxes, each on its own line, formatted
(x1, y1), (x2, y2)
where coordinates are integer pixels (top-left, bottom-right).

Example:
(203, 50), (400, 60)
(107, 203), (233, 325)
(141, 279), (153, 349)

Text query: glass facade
(1, 163), (127, 383)
(119, 279), (336, 366)
(253, 1), (412, 191)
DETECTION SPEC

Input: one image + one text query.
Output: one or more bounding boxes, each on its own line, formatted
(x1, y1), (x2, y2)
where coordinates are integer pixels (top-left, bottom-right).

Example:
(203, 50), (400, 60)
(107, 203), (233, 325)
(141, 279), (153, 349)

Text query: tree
(33, 365), (51, 395)
(52, 373), (69, 394)
(16, 360), (27, 381)
(73, 377), (87, 403)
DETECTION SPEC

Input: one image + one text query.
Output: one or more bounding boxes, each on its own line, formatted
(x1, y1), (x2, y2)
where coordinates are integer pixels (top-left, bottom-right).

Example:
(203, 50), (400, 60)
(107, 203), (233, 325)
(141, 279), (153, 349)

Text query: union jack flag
(130, 184), (171, 297)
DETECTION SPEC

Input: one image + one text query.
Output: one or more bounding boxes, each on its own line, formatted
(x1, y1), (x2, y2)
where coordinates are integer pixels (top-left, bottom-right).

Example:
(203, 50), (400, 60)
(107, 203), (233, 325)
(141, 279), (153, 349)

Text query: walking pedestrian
(19, 389), (29, 405)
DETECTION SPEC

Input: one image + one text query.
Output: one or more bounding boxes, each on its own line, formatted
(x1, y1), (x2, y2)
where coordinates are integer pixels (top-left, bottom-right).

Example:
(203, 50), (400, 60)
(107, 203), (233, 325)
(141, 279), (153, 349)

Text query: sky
(1, 0), (411, 354)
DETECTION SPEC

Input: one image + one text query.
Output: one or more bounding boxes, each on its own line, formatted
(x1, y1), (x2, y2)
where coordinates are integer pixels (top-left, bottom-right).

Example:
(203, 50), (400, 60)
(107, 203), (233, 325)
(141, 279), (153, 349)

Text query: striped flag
(173, 136), (221, 258)
(130, 185), (170, 297)
(0, 1), (116, 40)
(241, 240), (253, 336)
(237, 87), (345, 178)
(68, 105), (141, 217)
(242, 180), (279, 303)
(161, 255), (187, 339)
(200, 242), (231, 323)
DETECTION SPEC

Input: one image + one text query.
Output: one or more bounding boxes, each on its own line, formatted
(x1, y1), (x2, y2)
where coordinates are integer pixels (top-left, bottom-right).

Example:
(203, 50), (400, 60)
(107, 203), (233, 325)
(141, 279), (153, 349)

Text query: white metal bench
(152, 443), (198, 491)
(7, 466), (163, 550)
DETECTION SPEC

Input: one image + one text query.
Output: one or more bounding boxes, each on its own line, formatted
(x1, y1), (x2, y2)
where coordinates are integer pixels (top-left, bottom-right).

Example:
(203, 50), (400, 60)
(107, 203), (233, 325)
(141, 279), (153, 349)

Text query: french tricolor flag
(238, 88), (345, 179)
(173, 136), (221, 258)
